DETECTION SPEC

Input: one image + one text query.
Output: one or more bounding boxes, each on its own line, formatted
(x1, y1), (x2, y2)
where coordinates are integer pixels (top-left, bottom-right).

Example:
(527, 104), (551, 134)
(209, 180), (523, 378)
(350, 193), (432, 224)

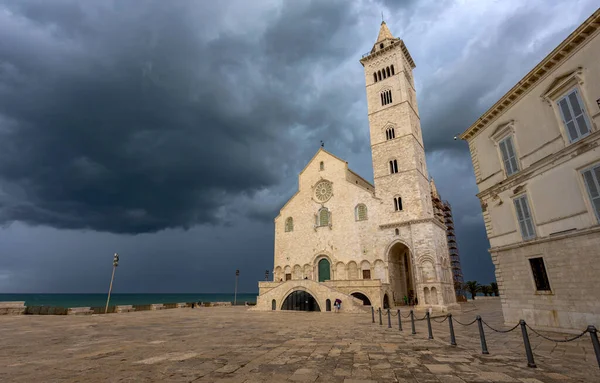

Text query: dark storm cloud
(0, 0), (368, 234)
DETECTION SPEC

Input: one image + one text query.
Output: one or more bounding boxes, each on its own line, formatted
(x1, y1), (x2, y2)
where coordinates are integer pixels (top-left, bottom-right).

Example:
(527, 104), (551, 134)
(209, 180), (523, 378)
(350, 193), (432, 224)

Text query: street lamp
(105, 253), (119, 314)
(265, 269), (269, 281)
(234, 269), (240, 306)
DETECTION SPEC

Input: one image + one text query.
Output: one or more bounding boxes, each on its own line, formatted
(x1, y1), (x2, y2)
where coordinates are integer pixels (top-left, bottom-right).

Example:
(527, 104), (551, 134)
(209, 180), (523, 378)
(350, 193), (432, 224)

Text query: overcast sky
(0, 0), (597, 294)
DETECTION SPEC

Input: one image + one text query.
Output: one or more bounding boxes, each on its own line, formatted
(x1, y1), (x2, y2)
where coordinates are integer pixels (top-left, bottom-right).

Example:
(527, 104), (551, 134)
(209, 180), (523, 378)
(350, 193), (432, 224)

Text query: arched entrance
(383, 294), (390, 309)
(388, 242), (416, 306)
(351, 292), (371, 306)
(281, 290), (321, 311)
(318, 258), (330, 282)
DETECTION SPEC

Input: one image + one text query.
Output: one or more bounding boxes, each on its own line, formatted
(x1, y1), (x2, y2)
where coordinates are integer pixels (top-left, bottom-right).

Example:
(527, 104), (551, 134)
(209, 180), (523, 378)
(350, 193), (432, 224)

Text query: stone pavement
(0, 302), (599, 382)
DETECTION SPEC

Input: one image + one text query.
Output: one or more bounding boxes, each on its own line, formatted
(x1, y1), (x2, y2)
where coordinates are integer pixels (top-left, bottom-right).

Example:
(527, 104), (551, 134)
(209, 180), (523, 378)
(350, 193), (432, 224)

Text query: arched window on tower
(386, 67), (391, 77)
(394, 197), (403, 211)
(388, 90), (393, 103)
(391, 65), (395, 75)
(386, 127), (395, 140)
(285, 217), (294, 232)
(380, 93), (384, 106)
(355, 204), (368, 221)
(373, 73), (378, 83)
(316, 208), (330, 227)
(380, 43), (384, 49)
(378, 71), (382, 81)
(389, 159), (398, 174)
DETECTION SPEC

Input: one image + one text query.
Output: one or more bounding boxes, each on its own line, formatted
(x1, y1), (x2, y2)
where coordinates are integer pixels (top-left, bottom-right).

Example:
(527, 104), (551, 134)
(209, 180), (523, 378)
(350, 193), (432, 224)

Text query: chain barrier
(481, 319), (520, 333)
(454, 318), (477, 326)
(525, 323), (589, 343)
(368, 309), (600, 370)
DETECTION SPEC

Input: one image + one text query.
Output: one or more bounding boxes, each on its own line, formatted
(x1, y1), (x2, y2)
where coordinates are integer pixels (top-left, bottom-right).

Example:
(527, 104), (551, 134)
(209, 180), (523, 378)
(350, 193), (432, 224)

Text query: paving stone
(0, 302), (598, 382)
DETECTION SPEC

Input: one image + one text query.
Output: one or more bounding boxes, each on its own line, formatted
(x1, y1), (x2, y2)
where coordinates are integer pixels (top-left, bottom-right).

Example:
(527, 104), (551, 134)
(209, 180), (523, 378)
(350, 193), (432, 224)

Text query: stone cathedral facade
(254, 22), (457, 312)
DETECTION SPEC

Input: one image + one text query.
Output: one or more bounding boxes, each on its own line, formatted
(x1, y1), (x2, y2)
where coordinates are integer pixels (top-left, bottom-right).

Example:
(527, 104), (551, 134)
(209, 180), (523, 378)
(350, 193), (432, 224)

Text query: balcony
(449, 249), (459, 255)
(447, 235), (456, 242)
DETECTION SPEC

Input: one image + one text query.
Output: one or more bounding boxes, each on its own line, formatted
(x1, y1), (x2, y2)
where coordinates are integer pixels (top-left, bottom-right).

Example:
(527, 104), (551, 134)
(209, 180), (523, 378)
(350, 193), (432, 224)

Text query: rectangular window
(285, 273), (292, 281)
(529, 257), (551, 291)
(582, 163), (600, 221)
(362, 270), (371, 279)
(557, 89), (591, 143)
(514, 194), (536, 240)
(499, 136), (519, 176)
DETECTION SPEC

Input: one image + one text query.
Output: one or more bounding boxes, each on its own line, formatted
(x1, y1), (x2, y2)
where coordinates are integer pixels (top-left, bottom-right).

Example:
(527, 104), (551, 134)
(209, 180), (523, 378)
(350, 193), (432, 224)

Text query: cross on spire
(320, 140), (324, 148)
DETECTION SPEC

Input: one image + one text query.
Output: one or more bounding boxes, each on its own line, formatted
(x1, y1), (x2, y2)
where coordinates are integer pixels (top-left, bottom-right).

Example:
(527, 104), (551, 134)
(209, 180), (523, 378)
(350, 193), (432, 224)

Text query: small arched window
(386, 127), (395, 140)
(389, 159), (398, 174)
(380, 43), (384, 49)
(319, 161), (324, 171)
(391, 65), (395, 75)
(373, 73), (378, 83)
(355, 204), (368, 221)
(395, 228), (399, 235)
(382, 70), (386, 79)
(316, 208), (330, 227)
(394, 197), (403, 211)
(378, 71), (382, 81)
(386, 67), (391, 77)
(285, 217), (294, 232)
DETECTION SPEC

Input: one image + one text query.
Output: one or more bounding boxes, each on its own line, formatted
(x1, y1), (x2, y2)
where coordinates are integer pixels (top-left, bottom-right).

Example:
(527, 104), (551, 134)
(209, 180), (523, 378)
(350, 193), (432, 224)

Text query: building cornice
(488, 225), (600, 253)
(379, 217), (446, 231)
(460, 8), (600, 141)
(360, 39), (416, 69)
(476, 129), (600, 199)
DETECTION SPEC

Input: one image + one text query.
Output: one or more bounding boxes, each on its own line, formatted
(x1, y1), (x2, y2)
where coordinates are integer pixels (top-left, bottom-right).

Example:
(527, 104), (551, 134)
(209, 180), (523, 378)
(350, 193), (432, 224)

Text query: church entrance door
(281, 290), (321, 311)
(388, 242), (415, 306)
(318, 258), (330, 282)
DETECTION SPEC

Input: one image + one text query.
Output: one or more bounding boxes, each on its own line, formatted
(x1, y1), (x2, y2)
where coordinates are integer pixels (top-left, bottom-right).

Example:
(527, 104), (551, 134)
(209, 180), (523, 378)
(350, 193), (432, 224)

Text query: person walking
(334, 298), (342, 313)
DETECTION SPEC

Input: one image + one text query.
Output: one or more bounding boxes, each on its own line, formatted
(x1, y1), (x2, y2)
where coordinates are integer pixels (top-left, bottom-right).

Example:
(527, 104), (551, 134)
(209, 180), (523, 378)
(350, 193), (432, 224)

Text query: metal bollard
(426, 311), (433, 339)
(378, 308), (382, 325)
(587, 325), (600, 369)
(410, 310), (416, 335)
(372, 307), (375, 323)
(476, 315), (489, 354)
(387, 309), (391, 328)
(519, 320), (536, 368)
(448, 314), (457, 346)
(398, 309), (402, 331)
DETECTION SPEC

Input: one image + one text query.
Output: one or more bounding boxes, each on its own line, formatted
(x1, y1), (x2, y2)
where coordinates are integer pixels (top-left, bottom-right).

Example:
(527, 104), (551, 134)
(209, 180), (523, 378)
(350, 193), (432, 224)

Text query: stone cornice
(360, 39), (416, 69)
(460, 9), (600, 141)
(488, 225), (600, 253)
(476, 130), (600, 199)
(379, 217), (446, 230)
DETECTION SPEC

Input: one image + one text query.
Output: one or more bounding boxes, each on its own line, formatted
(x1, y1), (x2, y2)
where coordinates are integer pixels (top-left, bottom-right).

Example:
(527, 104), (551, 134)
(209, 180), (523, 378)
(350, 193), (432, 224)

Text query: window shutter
(499, 140), (511, 174)
(514, 196), (535, 239)
(583, 166), (600, 221)
(558, 97), (577, 141)
(568, 89), (590, 136)
(505, 137), (519, 174)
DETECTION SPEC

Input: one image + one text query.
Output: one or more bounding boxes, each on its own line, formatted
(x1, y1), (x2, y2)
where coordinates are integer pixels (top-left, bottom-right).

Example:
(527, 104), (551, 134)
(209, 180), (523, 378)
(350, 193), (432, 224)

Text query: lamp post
(265, 269), (269, 281)
(105, 253), (119, 314)
(234, 269), (239, 305)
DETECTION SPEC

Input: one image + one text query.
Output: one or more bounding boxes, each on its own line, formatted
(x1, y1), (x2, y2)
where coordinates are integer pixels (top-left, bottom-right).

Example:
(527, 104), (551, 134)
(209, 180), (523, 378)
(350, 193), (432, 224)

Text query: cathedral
(254, 21), (457, 312)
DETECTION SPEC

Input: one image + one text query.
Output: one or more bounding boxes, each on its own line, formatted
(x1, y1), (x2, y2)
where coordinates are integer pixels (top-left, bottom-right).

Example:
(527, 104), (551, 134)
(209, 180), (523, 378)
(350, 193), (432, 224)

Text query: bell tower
(359, 21), (432, 225)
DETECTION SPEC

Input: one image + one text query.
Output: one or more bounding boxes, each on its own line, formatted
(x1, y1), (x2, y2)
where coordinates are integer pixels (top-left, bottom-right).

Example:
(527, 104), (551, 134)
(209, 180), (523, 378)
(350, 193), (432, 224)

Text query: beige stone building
(254, 22), (457, 312)
(459, 9), (600, 331)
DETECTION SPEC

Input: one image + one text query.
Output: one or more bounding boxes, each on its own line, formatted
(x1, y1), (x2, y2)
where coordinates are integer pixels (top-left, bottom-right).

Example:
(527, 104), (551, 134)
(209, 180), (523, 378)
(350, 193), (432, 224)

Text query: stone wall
(0, 301), (25, 315)
(255, 280), (369, 313)
(492, 228), (600, 331)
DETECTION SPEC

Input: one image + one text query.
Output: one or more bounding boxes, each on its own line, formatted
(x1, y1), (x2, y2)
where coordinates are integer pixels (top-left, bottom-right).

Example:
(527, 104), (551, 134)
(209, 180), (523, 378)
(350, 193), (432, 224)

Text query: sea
(0, 293), (258, 308)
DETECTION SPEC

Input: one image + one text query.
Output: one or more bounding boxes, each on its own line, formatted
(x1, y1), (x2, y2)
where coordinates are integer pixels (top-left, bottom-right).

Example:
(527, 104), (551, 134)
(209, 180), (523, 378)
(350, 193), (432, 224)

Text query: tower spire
(375, 20), (395, 44)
